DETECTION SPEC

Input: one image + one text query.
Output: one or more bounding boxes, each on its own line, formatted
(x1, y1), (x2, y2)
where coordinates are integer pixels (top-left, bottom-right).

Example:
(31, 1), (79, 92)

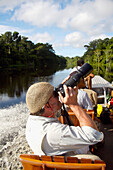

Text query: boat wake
(0, 102), (29, 150)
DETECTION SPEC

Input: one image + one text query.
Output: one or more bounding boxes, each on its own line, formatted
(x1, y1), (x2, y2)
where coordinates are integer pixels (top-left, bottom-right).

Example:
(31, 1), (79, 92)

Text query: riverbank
(0, 103), (32, 169)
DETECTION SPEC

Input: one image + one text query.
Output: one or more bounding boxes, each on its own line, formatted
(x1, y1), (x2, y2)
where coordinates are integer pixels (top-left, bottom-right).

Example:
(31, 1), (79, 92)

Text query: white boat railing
(92, 75), (113, 106)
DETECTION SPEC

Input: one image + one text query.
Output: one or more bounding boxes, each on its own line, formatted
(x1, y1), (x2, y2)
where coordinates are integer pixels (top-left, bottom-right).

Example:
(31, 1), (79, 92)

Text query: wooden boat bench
(20, 154), (106, 170)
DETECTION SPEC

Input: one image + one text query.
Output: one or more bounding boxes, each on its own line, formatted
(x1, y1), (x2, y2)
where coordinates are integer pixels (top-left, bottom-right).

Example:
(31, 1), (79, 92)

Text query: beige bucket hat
(26, 82), (54, 114)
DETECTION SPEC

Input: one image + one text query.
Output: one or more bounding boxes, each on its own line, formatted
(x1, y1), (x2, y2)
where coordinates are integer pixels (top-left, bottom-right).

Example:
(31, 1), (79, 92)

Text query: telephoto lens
(55, 63), (93, 97)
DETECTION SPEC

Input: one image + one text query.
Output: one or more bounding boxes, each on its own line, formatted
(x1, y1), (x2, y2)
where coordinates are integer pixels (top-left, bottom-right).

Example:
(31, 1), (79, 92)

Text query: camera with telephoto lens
(55, 63), (93, 97)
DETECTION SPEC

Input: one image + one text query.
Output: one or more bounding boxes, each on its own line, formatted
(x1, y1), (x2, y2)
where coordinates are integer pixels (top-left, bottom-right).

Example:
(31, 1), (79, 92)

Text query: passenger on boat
(76, 59), (94, 89)
(25, 82), (104, 160)
(62, 74), (93, 111)
(71, 59), (97, 107)
(77, 89), (93, 110)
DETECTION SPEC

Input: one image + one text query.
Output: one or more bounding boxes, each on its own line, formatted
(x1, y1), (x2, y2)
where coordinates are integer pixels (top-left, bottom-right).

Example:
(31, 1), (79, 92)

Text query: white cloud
(52, 42), (64, 53)
(89, 34), (110, 42)
(11, 1), (60, 27)
(30, 32), (54, 44)
(68, 0), (113, 32)
(70, 12), (94, 31)
(10, 0), (113, 34)
(64, 32), (85, 48)
(0, 0), (25, 12)
(0, 24), (32, 36)
(94, 0), (113, 17)
(110, 25), (113, 32)
(1, 0), (113, 33)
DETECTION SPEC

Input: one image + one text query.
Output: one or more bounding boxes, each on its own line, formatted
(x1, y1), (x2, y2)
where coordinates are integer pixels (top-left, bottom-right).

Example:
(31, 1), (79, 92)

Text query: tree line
(0, 31), (113, 76)
(0, 31), (66, 70)
(82, 38), (113, 74)
(81, 38), (113, 82)
(66, 38), (113, 71)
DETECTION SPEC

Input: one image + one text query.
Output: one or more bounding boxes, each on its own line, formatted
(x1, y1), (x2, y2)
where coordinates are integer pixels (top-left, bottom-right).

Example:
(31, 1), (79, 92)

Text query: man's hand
(59, 85), (98, 130)
(58, 85), (78, 106)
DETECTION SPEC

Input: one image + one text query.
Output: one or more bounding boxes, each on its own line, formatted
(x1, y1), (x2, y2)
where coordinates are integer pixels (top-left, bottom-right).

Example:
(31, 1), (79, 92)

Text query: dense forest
(66, 38), (113, 81)
(0, 32), (113, 77)
(66, 38), (113, 70)
(0, 31), (66, 70)
(83, 38), (113, 74)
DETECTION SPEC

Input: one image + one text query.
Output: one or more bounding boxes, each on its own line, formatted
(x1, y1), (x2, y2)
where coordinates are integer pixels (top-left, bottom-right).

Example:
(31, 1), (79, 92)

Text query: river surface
(0, 68), (72, 109)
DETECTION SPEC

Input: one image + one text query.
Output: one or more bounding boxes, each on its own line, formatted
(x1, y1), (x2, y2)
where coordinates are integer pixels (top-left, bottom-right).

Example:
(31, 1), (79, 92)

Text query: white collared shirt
(26, 115), (104, 156)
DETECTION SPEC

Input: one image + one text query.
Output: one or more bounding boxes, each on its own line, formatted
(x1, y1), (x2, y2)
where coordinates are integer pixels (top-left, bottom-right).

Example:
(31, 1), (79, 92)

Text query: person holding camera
(68, 72), (93, 111)
(25, 82), (103, 160)
(62, 70), (93, 111)
(71, 59), (97, 107)
(74, 59), (94, 89)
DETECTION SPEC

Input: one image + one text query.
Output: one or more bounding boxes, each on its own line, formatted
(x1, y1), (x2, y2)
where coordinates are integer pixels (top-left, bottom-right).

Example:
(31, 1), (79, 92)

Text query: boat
(92, 75), (113, 107)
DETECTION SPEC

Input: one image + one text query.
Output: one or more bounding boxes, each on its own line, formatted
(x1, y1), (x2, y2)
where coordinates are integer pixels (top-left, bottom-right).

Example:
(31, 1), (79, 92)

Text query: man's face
(48, 92), (62, 115)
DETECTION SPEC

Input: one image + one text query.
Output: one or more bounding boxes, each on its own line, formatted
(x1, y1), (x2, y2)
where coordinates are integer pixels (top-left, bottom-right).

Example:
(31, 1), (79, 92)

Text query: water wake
(0, 102), (29, 150)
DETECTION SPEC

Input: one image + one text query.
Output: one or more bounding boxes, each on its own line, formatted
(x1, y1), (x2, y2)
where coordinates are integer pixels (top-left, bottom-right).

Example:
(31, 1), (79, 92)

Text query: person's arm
(84, 73), (94, 81)
(84, 73), (94, 89)
(58, 85), (98, 130)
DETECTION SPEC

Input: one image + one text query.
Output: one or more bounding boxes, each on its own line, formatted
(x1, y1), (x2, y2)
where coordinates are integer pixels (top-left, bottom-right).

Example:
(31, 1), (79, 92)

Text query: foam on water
(0, 102), (29, 149)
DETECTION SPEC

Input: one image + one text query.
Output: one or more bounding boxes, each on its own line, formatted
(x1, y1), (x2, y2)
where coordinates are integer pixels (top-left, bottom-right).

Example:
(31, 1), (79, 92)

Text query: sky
(0, 0), (113, 58)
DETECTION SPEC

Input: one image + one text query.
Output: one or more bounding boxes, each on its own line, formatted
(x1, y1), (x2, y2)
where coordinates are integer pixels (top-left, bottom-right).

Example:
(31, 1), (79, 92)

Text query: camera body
(55, 63), (93, 97)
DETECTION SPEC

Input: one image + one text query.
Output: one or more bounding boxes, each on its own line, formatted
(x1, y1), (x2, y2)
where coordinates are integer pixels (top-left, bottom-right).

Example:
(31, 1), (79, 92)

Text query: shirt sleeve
(45, 123), (104, 151)
(59, 125), (103, 150)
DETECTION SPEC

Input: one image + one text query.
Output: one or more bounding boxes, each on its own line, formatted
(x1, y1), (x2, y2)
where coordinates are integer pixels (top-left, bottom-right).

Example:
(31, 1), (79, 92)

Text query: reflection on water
(0, 68), (72, 108)
(0, 66), (113, 109)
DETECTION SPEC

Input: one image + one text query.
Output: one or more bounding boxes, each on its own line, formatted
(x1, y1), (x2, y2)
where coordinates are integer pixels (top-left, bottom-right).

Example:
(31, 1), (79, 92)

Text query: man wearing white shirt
(26, 82), (103, 160)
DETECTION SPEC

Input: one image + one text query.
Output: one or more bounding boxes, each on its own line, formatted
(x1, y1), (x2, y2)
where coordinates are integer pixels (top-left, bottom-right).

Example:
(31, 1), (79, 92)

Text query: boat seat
(20, 154), (106, 170)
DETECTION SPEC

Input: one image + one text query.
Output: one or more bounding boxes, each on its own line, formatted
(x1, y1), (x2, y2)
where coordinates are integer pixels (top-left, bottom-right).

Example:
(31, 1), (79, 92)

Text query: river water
(0, 68), (72, 109)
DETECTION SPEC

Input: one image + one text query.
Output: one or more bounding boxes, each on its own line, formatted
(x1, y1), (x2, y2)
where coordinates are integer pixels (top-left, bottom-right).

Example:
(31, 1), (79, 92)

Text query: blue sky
(0, 0), (113, 57)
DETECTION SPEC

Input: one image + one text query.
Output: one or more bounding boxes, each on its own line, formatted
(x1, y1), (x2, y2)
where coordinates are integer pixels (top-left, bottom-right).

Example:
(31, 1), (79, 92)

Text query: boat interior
(20, 75), (113, 170)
